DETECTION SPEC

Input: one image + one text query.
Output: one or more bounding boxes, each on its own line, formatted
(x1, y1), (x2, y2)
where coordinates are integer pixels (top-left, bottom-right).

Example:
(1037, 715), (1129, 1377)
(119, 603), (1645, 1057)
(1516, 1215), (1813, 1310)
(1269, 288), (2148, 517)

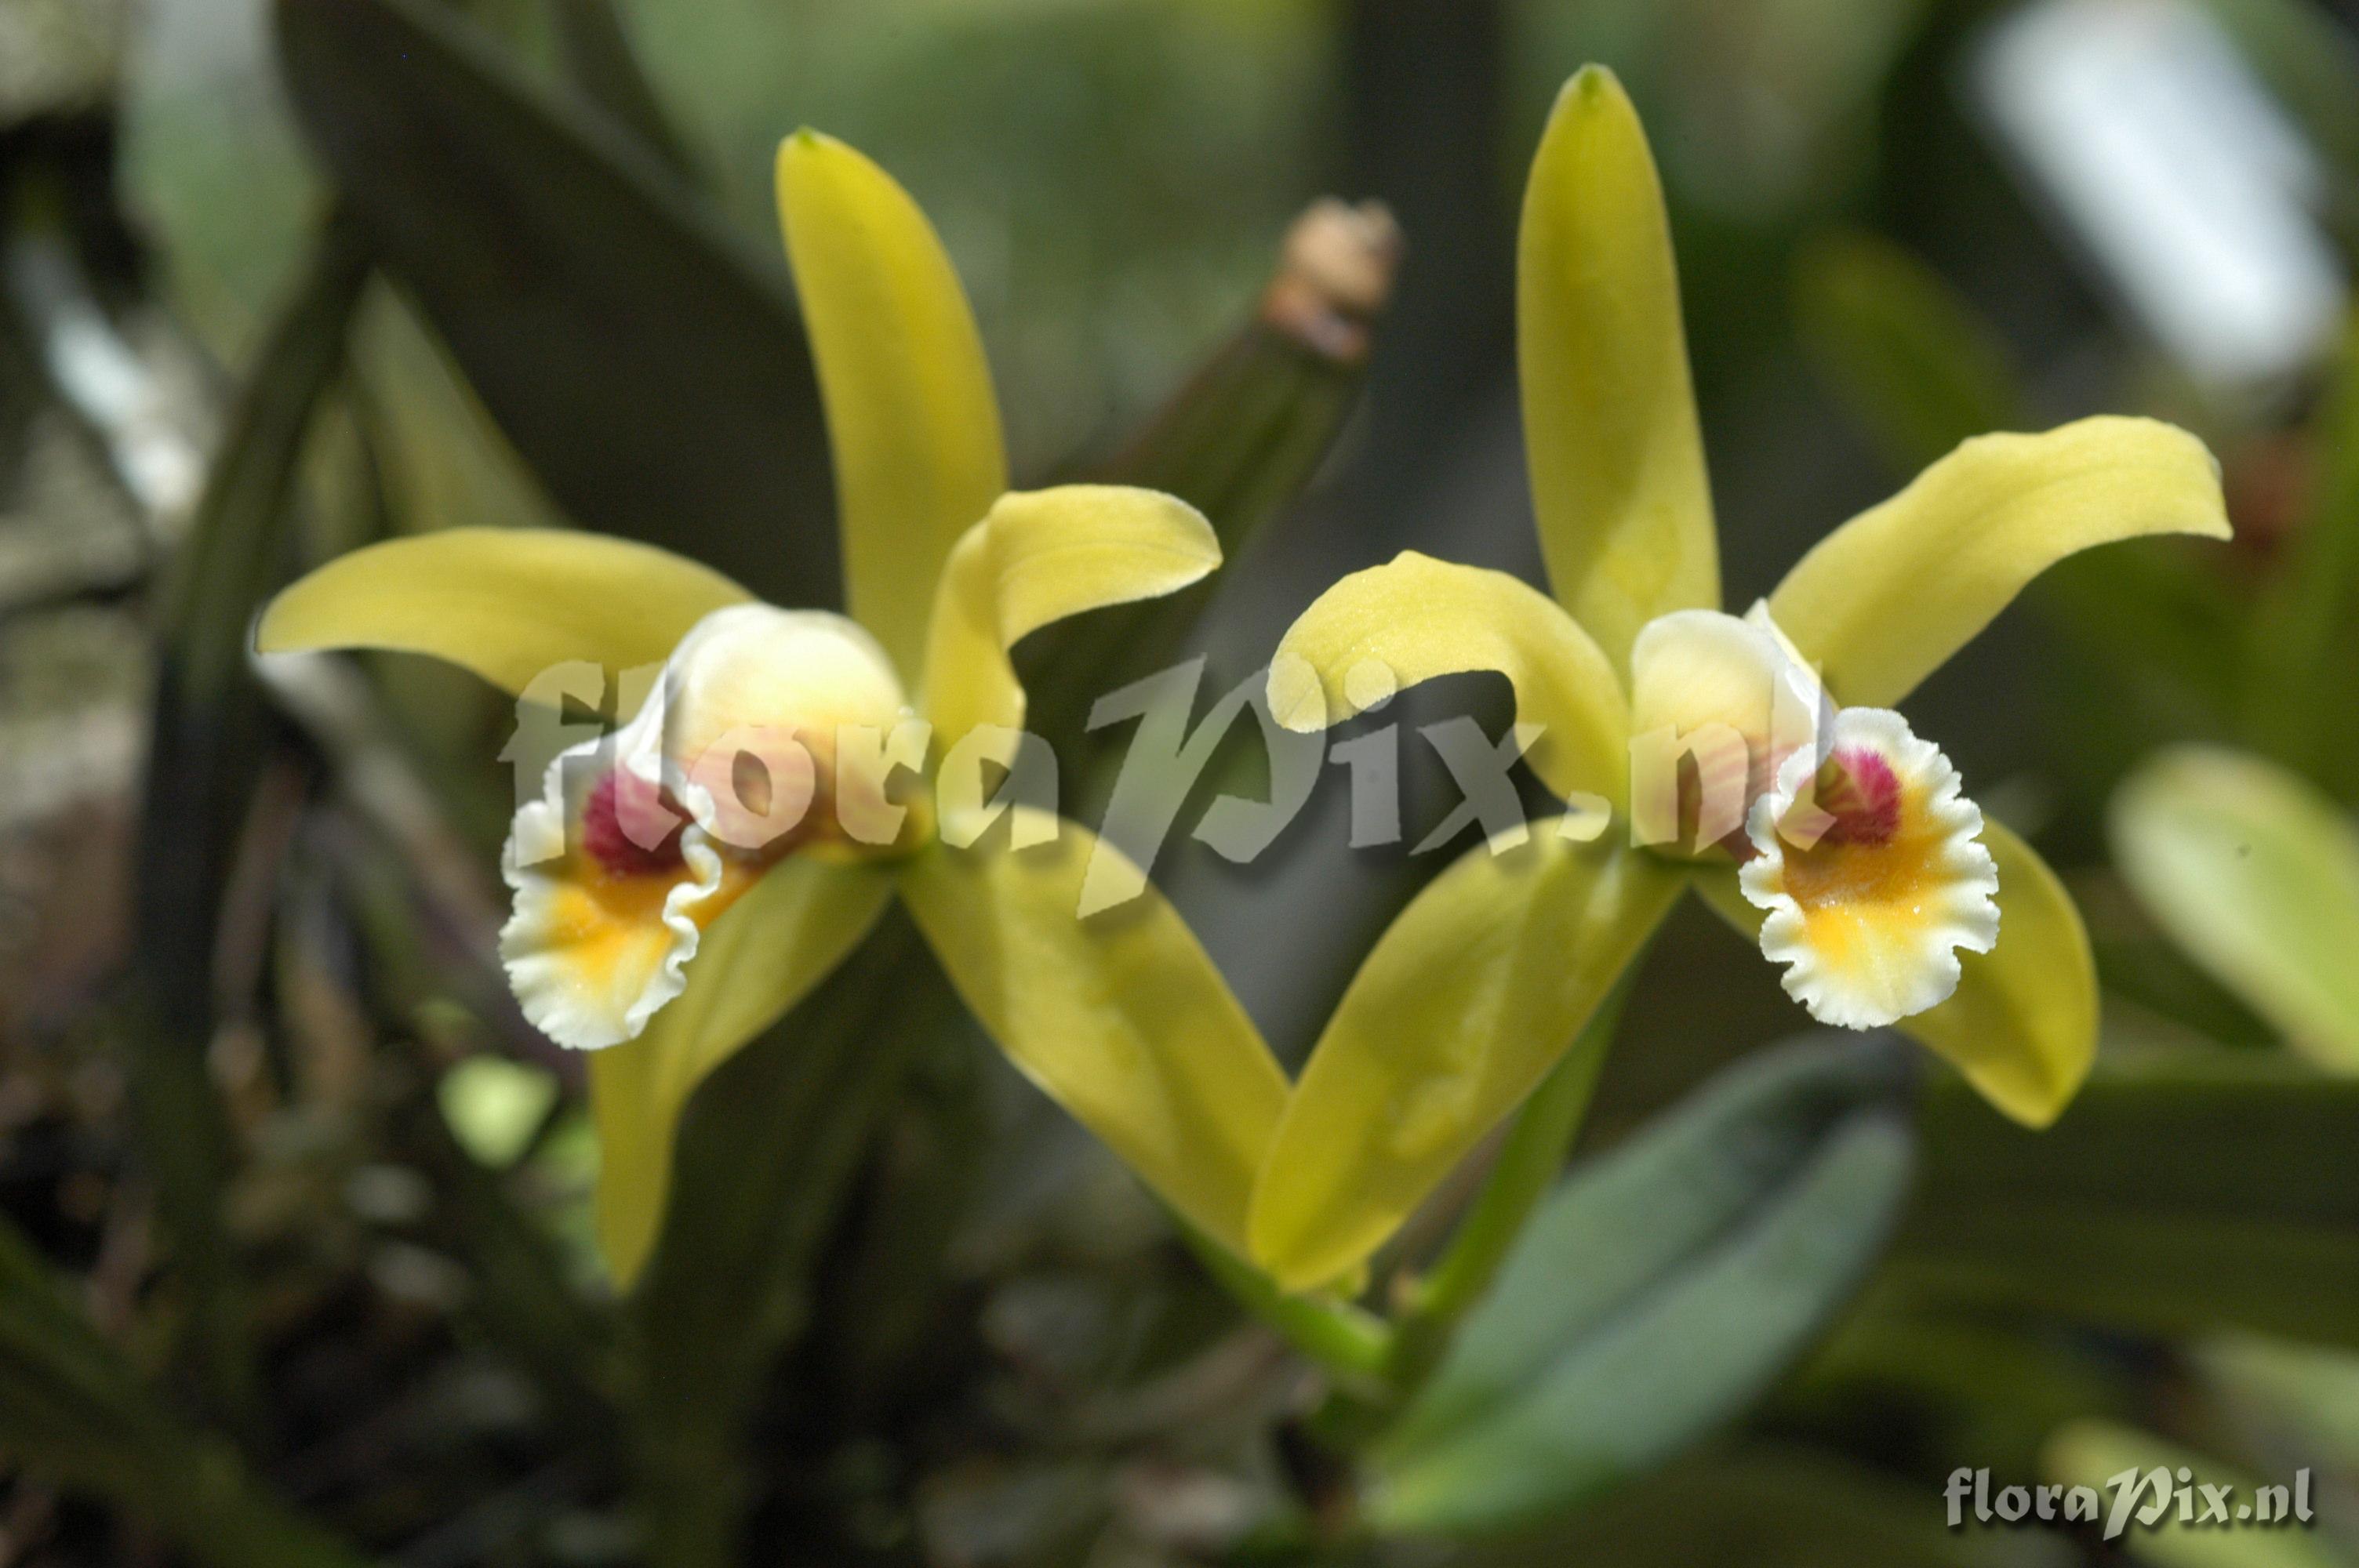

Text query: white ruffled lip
(1739, 706), (2001, 1029)
(499, 720), (729, 1051)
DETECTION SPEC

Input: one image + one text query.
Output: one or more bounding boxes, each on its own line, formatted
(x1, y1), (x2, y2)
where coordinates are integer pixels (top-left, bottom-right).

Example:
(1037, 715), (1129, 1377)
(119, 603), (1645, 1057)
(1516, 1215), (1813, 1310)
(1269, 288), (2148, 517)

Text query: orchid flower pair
(260, 132), (1287, 1283)
(256, 70), (2227, 1302)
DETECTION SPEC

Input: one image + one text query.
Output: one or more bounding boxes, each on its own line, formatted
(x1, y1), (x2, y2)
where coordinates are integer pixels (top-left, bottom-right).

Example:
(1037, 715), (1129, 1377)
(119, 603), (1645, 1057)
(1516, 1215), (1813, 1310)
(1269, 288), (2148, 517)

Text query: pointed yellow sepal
(1519, 65), (1718, 670)
(591, 858), (894, 1285)
(896, 808), (1288, 1257)
(256, 528), (751, 693)
(778, 129), (1008, 673)
(1248, 831), (1683, 1290)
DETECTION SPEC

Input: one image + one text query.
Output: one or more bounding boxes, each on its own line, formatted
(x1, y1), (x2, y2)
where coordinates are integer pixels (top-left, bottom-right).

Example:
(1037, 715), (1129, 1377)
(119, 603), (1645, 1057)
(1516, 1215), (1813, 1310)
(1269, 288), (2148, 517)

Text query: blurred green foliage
(3, 0), (2359, 1564)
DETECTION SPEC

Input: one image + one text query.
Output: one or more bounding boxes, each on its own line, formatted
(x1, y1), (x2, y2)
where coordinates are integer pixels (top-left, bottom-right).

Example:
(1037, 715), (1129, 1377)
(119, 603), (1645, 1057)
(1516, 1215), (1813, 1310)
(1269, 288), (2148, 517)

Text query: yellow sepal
(896, 808), (1288, 1258)
(777, 130), (1008, 673)
(591, 858), (893, 1286)
(1519, 65), (1718, 670)
(256, 528), (751, 694)
(1247, 830), (1683, 1291)
(921, 485), (1220, 746)
(1266, 550), (1631, 809)
(1768, 416), (2229, 707)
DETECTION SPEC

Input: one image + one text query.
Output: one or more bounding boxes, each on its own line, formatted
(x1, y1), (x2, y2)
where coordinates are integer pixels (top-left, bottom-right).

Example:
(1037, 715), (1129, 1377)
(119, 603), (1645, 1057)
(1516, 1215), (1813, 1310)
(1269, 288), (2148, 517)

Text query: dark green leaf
(1791, 229), (2026, 476)
(134, 216), (372, 1422)
(1365, 1037), (1917, 1537)
(0, 1218), (371, 1568)
(551, 0), (700, 181)
(1892, 1053), (2359, 1345)
(274, 0), (837, 603)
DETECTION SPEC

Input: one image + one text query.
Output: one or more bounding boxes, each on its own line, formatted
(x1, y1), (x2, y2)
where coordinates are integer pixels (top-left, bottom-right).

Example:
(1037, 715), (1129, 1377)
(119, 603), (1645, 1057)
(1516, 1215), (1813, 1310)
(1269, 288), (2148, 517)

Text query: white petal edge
(500, 695), (728, 1051)
(1739, 706), (1999, 1029)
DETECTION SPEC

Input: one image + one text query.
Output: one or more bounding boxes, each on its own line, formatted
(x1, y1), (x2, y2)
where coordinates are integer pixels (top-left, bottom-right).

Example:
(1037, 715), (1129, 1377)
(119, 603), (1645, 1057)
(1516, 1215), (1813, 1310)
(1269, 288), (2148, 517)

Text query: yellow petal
(1248, 830), (1683, 1290)
(1696, 817), (2095, 1127)
(256, 528), (751, 694)
(1266, 551), (1630, 808)
(921, 485), (1220, 745)
(777, 130), (1009, 673)
(1767, 416), (2229, 708)
(896, 808), (1288, 1256)
(591, 857), (894, 1286)
(1519, 66), (1717, 669)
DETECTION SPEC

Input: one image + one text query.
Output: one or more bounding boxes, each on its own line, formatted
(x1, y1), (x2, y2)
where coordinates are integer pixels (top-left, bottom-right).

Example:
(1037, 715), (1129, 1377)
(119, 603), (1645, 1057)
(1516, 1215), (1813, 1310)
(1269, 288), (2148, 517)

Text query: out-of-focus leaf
(273, 0), (836, 603)
(1791, 229), (2026, 474)
(2111, 746), (2359, 1072)
(2044, 1421), (2345, 1568)
(0, 1218), (371, 1568)
(1364, 1037), (1917, 1537)
(2248, 318), (2359, 780)
(2202, 1334), (2359, 1473)
(1475, 1446), (2067, 1568)
(1894, 1054), (2359, 1345)
(134, 216), (372, 1421)
(551, 0), (698, 180)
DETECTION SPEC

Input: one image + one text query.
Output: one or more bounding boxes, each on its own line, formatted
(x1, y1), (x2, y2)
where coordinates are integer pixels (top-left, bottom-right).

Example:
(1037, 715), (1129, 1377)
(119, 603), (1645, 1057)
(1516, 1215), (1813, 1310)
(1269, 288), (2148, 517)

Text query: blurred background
(5, 0), (2359, 1563)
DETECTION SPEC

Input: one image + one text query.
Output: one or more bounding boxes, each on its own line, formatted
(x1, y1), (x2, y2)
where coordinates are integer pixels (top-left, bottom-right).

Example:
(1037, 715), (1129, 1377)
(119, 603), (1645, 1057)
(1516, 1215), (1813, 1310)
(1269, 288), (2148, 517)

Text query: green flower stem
(1180, 1224), (1394, 1386)
(1387, 967), (1640, 1388)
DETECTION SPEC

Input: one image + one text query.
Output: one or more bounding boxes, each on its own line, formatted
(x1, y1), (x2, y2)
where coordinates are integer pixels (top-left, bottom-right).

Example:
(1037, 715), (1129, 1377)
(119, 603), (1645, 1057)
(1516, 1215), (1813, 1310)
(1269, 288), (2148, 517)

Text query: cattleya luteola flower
(1247, 67), (2230, 1290)
(257, 131), (1287, 1283)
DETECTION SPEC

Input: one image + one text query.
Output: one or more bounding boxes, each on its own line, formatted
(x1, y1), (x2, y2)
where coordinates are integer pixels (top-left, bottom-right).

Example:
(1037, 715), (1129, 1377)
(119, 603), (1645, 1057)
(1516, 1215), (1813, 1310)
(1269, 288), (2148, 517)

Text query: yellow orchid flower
(256, 131), (1288, 1285)
(1249, 67), (2230, 1292)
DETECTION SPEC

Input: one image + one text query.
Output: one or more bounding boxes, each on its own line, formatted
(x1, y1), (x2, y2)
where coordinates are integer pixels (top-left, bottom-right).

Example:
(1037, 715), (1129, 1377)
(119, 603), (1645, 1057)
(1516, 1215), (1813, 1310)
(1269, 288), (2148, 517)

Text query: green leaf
(1364, 1036), (1917, 1537)
(2110, 746), (2359, 1071)
(135, 216), (373, 1423)
(551, 0), (700, 181)
(2043, 1421), (2347, 1568)
(1791, 229), (2028, 475)
(0, 1218), (371, 1568)
(1895, 1053), (2359, 1346)
(273, 0), (836, 604)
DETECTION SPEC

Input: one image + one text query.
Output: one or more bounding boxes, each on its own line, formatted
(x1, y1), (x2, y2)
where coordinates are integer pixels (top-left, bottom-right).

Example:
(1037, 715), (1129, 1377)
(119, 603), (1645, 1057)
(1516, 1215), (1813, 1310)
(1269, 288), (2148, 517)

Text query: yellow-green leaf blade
(896, 810), (1288, 1257)
(1267, 550), (1631, 809)
(2113, 746), (2359, 1073)
(591, 858), (892, 1286)
(1519, 65), (1717, 668)
(921, 485), (1220, 746)
(1768, 416), (2230, 709)
(1249, 833), (1683, 1291)
(256, 528), (751, 695)
(777, 130), (1008, 672)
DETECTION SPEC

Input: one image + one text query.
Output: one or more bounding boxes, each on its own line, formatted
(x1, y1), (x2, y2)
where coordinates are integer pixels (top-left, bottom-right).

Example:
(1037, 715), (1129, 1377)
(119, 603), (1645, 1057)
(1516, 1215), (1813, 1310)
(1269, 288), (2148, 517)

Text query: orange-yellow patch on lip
(529, 848), (758, 1023)
(1741, 707), (1999, 1029)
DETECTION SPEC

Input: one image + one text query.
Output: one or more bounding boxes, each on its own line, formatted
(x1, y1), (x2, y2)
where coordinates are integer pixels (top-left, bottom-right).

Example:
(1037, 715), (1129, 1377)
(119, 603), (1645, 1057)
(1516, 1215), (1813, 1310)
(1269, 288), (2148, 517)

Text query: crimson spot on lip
(581, 768), (685, 874)
(1812, 747), (1901, 844)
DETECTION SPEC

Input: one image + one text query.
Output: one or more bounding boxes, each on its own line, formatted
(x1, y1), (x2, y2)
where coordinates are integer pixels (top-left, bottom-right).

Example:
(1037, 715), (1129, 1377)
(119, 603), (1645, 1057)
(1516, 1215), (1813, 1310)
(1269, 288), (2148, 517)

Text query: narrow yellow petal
(1768, 416), (2229, 708)
(778, 130), (1009, 672)
(1266, 551), (1630, 808)
(2112, 746), (2359, 1073)
(591, 858), (893, 1286)
(1696, 818), (2095, 1127)
(1248, 831), (1683, 1290)
(921, 485), (1220, 745)
(1519, 65), (1717, 669)
(896, 809), (1289, 1256)
(256, 528), (751, 694)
